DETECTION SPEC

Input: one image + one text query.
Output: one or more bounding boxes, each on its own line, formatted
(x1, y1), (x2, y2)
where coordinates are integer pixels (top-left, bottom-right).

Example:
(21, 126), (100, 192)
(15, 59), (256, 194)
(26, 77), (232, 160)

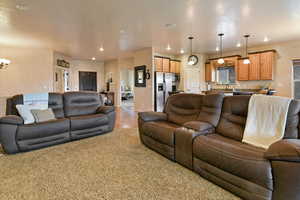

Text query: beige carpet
(0, 128), (240, 200)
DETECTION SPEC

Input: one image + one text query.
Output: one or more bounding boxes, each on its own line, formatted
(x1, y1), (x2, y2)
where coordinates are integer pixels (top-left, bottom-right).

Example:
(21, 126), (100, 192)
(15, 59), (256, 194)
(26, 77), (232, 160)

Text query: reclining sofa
(0, 91), (115, 154)
(138, 93), (300, 200)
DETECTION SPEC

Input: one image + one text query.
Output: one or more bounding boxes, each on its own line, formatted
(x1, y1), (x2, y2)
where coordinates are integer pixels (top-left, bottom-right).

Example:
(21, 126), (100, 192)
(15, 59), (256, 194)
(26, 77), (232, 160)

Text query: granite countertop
(204, 89), (261, 94)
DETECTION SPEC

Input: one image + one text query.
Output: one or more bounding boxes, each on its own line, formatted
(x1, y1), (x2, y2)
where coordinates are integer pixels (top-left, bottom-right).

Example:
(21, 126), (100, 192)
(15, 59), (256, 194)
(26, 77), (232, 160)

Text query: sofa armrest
(0, 115), (24, 125)
(183, 121), (214, 133)
(265, 139), (300, 162)
(97, 106), (115, 114)
(138, 112), (167, 122)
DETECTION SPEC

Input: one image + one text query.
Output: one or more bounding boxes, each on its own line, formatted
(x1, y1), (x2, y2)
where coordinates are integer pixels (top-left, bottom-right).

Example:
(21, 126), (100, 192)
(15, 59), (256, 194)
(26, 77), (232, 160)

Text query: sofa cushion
(193, 134), (273, 190)
(48, 93), (65, 118)
(164, 93), (203, 125)
(142, 121), (180, 147)
(70, 113), (108, 131)
(216, 95), (250, 141)
(17, 118), (70, 140)
(284, 100), (300, 139)
(64, 92), (102, 117)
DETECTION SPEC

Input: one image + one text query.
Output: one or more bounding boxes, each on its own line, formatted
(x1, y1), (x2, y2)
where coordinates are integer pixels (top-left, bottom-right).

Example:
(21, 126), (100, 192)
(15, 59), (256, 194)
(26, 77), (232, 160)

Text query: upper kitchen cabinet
(155, 56), (181, 74)
(170, 60), (176, 73)
(237, 50), (276, 81)
(205, 62), (212, 82)
(260, 51), (275, 80)
(237, 58), (249, 81)
(155, 57), (163, 72)
(162, 58), (170, 72)
(175, 61), (181, 74)
(248, 53), (261, 80)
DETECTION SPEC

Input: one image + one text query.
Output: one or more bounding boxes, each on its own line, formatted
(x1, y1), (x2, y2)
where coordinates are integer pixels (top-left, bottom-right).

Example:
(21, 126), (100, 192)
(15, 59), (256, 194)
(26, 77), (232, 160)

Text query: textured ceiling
(0, 0), (300, 60)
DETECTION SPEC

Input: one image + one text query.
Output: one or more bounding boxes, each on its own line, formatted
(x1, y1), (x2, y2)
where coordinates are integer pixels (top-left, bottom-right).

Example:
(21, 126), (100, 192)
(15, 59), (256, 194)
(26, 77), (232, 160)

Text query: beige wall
(133, 48), (154, 111)
(0, 46), (54, 116)
(207, 40), (300, 97)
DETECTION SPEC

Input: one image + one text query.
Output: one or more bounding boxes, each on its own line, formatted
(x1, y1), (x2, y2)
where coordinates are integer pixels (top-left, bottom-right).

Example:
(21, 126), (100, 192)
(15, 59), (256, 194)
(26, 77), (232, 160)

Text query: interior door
(184, 67), (201, 93)
(79, 71), (97, 91)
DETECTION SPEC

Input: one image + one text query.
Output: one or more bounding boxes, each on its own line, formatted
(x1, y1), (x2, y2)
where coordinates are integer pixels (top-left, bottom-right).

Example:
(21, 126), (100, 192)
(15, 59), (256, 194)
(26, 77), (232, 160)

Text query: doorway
(120, 68), (134, 110)
(55, 67), (70, 93)
(79, 71), (97, 91)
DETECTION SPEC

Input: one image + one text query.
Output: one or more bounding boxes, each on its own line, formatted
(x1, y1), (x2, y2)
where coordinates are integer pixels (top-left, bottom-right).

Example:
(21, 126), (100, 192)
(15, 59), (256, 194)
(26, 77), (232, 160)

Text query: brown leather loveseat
(138, 94), (300, 200)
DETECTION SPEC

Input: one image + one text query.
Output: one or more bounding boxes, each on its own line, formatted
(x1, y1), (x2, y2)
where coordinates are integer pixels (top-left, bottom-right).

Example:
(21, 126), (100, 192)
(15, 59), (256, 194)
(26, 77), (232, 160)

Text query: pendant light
(187, 36), (199, 65)
(243, 35), (251, 64)
(217, 33), (225, 64)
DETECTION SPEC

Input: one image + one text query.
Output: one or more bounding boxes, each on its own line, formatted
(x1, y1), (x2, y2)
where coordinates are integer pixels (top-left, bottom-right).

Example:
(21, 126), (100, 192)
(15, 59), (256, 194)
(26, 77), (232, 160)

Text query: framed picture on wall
(134, 65), (146, 87)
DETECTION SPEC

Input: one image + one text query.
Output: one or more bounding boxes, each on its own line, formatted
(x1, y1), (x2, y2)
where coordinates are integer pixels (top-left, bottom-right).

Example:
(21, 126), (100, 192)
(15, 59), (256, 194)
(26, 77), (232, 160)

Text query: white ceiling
(1, 0), (300, 60)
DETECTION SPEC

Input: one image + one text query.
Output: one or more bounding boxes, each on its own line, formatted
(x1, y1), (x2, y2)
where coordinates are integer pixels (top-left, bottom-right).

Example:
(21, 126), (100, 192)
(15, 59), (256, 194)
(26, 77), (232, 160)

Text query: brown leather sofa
(0, 91), (115, 154)
(138, 94), (300, 200)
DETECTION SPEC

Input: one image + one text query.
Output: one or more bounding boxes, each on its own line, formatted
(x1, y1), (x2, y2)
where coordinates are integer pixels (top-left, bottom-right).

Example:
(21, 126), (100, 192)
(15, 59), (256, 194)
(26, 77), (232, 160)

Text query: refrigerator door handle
(163, 81), (167, 103)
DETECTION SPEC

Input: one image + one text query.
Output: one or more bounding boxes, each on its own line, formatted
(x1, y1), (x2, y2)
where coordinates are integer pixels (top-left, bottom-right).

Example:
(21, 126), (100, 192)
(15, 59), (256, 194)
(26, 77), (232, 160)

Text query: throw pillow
(16, 104), (48, 124)
(31, 108), (56, 123)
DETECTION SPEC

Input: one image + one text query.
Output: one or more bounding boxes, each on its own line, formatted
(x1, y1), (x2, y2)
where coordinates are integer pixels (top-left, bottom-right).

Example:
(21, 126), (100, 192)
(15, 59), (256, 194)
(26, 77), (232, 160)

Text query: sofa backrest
(216, 95), (250, 141)
(63, 91), (102, 117)
(6, 93), (65, 118)
(164, 93), (224, 126)
(164, 93), (203, 125)
(197, 93), (224, 127)
(216, 95), (300, 141)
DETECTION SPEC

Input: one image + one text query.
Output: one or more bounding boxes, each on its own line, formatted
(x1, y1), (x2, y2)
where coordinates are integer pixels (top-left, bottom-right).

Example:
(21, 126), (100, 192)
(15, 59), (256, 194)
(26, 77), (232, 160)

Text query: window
(216, 66), (236, 84)
(293, 60), (300, 99)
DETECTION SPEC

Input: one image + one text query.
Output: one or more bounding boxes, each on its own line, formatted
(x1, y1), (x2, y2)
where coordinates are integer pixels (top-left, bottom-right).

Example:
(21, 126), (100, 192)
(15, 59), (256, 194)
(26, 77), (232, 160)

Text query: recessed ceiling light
(180, 49), (185, 54)
(165, 23), (177, 28)
(236, 43), (241, 47)
(92, 57), (96, 61)
(99, 47), (104, 52)
(216, 47), (220, 51)
(166, 45), (171, 51)
(264, 37), (269, 42)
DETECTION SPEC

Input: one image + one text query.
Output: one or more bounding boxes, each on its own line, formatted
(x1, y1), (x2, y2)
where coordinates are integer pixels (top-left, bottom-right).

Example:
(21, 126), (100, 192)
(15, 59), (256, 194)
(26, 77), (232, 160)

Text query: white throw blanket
(242, 95), (291, 149)
(23, 93), (48, 107)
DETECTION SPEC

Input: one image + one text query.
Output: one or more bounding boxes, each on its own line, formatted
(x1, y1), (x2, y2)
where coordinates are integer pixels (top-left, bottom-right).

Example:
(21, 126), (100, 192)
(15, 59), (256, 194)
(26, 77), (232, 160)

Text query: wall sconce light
(146, 69), (151, 80)
(0, 58), (11, 69)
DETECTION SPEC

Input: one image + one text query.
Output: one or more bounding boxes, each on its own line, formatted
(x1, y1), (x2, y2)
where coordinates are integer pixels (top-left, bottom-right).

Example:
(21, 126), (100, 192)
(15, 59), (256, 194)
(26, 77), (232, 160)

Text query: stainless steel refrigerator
(155, 72), (178, 112)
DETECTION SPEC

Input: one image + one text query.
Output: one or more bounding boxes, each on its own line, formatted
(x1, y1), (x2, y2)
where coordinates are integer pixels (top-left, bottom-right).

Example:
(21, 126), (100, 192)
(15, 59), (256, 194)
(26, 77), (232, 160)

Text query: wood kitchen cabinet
(237, 59), (249, 81)
(249, 53), (261, 80)
(162, 58), (170, 72)
(155, 57), (163, 72)
(155, 56), (181, 74)
(170, 60), (176, 73)
(205, 62), (212, 82)
(175, 61), (181, 74)
(237, 50), (275, 81)
(260, 51), (274, 80)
